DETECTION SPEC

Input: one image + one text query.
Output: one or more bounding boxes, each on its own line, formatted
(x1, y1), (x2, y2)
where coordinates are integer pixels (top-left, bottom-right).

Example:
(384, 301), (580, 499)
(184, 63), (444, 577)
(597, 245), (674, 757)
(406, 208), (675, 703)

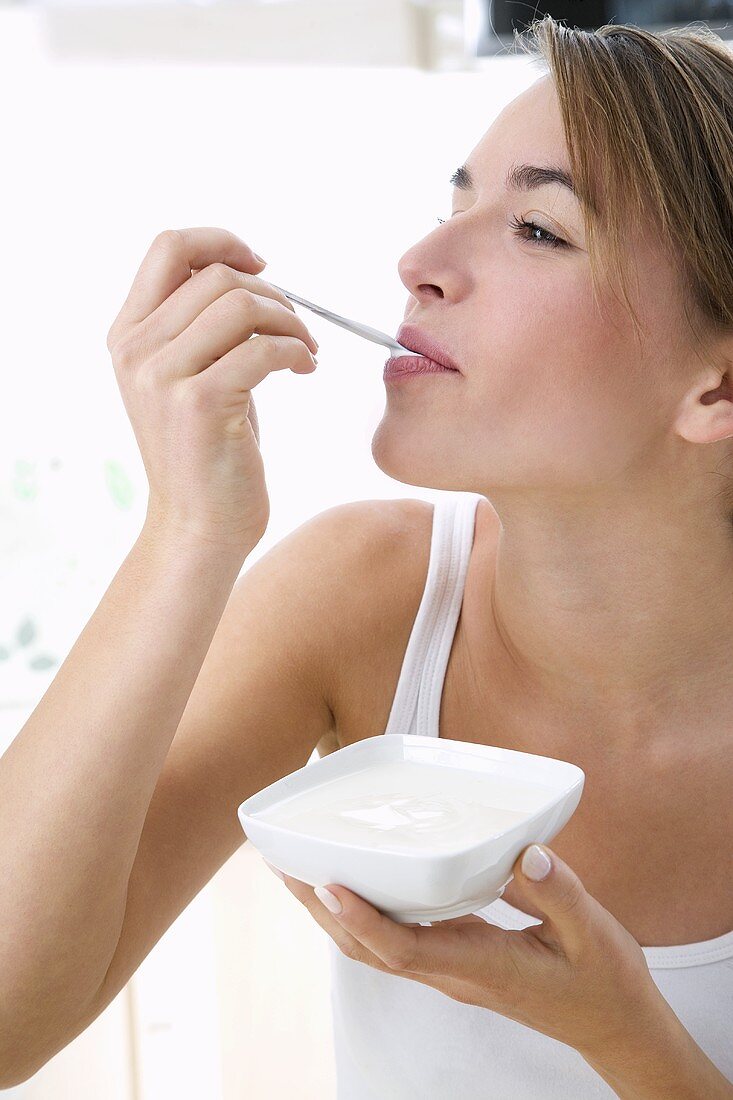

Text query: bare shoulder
(303, 495), (435, 552)
(280, 495), (496, 748)
(232, 496), (431, 648)
(285, 496), (436, 660)
(281, 496), (436, 595)
(296, 497), (438, 746)
(322, 495), (499, 746)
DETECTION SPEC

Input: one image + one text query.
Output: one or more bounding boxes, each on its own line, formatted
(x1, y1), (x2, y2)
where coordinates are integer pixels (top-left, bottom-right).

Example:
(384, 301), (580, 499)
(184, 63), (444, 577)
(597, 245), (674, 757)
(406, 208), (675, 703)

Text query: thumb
(510, 844), (594, 950)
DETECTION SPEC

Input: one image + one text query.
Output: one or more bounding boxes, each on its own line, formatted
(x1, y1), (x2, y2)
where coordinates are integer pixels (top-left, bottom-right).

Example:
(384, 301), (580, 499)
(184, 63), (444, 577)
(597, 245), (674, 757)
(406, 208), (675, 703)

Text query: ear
(673, 343), (733, 444)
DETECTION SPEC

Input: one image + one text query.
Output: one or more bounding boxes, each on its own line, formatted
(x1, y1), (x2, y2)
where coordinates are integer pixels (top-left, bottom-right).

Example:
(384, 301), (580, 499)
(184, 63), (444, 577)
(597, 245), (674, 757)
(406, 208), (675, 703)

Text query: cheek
(468, 282), (601, 420)
(462, 284), (657, 484)
(372, 271), (668, 493)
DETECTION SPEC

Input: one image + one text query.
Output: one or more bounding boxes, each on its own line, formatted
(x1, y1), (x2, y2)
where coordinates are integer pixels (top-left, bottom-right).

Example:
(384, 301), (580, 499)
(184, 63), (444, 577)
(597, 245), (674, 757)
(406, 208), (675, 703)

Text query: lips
(395, 324), (462, 373)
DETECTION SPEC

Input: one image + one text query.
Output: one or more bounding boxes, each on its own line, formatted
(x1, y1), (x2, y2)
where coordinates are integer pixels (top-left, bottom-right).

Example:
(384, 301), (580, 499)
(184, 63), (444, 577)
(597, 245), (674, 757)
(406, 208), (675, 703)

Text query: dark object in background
(492, 0), (605, 33)
(476, 0), (733, 50)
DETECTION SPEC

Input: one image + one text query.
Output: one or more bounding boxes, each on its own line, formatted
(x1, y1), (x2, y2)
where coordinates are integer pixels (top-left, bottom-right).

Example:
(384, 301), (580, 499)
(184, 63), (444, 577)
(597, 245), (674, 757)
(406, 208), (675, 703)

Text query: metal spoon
(268, 283), (423, 358)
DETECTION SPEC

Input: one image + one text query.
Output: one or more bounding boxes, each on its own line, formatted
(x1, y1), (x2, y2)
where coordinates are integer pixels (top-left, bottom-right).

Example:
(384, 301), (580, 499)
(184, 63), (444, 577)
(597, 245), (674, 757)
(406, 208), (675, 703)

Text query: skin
(271, 76), (733, 1093)
(376, 75), (733, 720)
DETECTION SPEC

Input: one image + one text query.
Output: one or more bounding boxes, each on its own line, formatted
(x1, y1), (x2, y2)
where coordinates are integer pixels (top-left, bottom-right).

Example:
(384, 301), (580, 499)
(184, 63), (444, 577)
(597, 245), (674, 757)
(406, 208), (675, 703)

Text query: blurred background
(0, 1), (730, 1097)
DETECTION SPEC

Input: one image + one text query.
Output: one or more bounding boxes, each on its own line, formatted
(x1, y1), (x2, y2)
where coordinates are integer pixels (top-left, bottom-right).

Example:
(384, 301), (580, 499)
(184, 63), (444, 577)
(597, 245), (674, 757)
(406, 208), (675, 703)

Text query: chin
(370, 420), (471, 491)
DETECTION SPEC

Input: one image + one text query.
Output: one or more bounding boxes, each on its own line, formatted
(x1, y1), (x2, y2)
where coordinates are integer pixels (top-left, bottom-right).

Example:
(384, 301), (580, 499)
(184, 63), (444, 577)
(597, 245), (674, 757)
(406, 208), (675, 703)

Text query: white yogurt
(256, 759), (550, 853)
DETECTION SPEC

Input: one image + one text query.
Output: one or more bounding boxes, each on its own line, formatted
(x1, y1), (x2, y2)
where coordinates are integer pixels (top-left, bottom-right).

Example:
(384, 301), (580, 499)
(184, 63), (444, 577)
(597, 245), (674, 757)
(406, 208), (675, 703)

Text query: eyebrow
(450, 162), (579, 202)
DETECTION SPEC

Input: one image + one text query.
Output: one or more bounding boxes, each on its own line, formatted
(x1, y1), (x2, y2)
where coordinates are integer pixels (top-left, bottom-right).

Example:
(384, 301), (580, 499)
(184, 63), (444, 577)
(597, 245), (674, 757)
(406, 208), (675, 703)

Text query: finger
(313, 881), (510, 979)
(141, 264), (308, 348)
(110, 227), (267, 338)
(167, 292), (318, 380)
(274, 872), (397, 976)
(510, 844), (589, 959)
(269, 867), (509, 1003)
(195, 334), (317, 404)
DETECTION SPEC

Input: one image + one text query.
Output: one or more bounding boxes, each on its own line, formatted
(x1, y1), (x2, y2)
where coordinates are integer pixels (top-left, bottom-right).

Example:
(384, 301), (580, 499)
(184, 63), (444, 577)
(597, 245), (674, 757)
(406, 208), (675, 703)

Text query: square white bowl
(238, 734), (585, 923)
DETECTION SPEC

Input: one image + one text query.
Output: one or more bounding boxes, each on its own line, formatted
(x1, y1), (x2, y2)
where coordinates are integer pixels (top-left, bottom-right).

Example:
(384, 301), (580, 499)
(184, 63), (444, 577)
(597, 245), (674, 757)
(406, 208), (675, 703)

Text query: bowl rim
(238, 734), (585, 862)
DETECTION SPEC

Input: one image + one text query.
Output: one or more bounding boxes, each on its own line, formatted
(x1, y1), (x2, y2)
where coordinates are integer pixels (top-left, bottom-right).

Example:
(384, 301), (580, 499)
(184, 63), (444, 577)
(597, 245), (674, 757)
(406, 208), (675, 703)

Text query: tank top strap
(383, 492), (483, 740)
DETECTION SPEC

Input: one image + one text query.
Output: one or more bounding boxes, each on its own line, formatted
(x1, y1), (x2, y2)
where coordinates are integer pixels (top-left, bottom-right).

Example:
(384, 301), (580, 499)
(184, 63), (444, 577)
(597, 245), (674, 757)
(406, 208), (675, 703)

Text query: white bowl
(238, 734), (584, 923)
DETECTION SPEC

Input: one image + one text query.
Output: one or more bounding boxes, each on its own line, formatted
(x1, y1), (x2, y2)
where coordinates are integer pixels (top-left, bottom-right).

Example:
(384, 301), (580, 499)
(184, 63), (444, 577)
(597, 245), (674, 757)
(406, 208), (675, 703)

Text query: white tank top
(328, 491), (733, 1098)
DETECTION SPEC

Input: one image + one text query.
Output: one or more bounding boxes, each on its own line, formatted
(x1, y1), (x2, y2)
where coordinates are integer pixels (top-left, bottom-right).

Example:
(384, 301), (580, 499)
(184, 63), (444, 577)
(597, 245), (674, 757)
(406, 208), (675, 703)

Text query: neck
(482, 485), (733, 743)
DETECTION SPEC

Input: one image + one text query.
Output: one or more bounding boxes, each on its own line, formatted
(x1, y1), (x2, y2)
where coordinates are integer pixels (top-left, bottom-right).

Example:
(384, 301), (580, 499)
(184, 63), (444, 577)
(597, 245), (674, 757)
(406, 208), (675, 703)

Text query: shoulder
(300, 494), (495, 561)
(290, 495), (496, 634)
(310, 494), (498, 656)
(241, 495), (495, 640)
(310, 496), (435, 550)
(237, 496), (495, 722)
(279, 496), (435, 570)
(268, 493), (494, 564)
(297, 496), (496, 731)
(257, 499), (435, 711)
(236, 497), (435, 664)
(286, 497), (436, 618)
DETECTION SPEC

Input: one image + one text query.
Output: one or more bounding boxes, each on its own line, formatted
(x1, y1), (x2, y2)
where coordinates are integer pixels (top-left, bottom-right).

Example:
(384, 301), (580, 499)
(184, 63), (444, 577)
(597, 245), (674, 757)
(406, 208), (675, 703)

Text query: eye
(508, 215), (567, 250)
(436, 214), (568, 251)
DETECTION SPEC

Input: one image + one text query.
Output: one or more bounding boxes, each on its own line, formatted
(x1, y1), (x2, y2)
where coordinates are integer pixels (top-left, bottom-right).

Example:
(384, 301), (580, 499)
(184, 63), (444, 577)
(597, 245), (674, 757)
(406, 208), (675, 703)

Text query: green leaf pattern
(16, 618), (36, 647)
(2, 456), (140, 676)
(1, 617), (58, 673)
(104, 460), (134, 510)
(12, 458), (38, 502)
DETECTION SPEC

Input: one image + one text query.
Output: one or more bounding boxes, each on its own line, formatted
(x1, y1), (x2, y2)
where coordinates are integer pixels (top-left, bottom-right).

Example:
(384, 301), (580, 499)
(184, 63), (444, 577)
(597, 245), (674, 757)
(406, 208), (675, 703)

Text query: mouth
(393, 324), (463, 374)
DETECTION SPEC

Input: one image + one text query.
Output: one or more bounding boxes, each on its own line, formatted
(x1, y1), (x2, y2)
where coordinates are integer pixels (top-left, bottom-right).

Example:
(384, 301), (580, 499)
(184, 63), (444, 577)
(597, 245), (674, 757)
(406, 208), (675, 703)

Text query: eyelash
(435, 214), (568, 250)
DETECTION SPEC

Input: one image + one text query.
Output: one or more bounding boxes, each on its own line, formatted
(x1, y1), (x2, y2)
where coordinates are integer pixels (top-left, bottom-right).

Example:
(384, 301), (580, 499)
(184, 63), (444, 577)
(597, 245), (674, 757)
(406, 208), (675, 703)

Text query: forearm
(0, 520), (248, 1074)
(581, 995), (733, 1099)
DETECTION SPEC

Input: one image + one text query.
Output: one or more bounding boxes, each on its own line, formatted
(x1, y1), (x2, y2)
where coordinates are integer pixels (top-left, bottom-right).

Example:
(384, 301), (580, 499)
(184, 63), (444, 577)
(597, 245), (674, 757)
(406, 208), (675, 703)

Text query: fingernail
(264, 860), (285, 880)
(310, 352), (318, 366)
(522, 844), (552, 882)
(315, 886), (342, 915)
(254, 253), (267, 265)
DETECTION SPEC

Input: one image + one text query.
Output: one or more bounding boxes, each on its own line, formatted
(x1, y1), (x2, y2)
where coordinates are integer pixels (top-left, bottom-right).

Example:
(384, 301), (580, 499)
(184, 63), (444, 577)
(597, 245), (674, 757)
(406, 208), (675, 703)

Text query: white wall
(0, 9), (536, 1097)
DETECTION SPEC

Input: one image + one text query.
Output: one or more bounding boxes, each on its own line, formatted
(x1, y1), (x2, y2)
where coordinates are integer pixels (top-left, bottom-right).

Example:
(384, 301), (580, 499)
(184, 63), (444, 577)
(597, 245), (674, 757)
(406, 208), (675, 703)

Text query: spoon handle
(268, 283), (421, 357)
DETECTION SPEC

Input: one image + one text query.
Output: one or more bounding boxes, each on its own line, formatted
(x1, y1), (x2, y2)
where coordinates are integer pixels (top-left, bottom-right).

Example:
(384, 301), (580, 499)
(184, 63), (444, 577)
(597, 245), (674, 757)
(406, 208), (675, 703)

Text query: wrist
(135, 523), (253, 597)
(141, 509), (261, 563)
(580, 995), (730, 1099)
(579, 995), (675, 1080)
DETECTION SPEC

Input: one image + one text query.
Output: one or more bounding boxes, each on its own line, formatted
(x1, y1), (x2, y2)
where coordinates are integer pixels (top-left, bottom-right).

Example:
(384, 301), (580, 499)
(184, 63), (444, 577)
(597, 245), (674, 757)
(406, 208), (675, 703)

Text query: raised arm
(0, 224), (321, 1085)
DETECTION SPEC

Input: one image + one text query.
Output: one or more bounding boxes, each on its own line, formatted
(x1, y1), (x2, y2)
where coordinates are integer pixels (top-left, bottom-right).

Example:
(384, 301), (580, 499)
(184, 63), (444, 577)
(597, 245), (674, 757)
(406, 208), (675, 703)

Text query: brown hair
(511, 17), (733, 375)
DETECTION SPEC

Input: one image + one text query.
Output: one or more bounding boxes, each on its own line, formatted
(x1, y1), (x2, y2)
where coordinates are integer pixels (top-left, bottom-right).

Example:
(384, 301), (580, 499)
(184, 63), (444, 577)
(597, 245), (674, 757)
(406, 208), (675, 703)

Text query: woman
(1, 14), (732, 1097)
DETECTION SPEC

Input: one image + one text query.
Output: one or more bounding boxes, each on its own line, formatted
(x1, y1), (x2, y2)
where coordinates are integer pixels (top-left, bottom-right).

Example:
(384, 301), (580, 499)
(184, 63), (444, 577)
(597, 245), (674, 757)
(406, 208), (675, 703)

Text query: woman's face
(372, 75), (693, 501)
